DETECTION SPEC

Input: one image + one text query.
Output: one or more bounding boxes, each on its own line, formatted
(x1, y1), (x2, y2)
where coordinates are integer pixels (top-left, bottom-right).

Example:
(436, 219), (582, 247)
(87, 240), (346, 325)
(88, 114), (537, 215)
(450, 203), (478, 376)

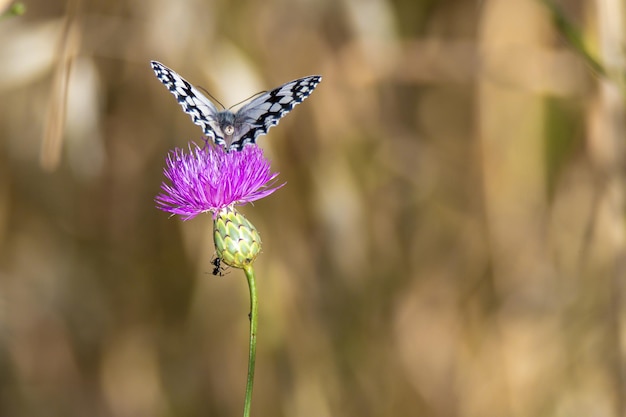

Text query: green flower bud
(213, 207), (262, 268)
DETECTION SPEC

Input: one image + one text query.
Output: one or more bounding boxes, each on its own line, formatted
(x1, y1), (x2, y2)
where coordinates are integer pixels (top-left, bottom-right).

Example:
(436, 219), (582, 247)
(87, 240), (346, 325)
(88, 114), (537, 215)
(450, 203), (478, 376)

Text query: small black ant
(211, 256), (227, 276)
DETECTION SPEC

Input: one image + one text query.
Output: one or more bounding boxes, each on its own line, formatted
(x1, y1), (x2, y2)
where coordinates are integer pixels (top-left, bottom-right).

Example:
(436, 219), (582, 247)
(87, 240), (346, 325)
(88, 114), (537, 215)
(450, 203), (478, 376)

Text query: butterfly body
(215, 110), (237, 140)
(151, 61), (321, 151)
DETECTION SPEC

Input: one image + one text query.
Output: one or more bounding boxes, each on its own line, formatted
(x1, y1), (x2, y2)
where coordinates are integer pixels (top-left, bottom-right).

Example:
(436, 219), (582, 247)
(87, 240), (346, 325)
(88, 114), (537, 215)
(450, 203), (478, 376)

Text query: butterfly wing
(150, 61), (226, 147)
(229, 75), (322, 151)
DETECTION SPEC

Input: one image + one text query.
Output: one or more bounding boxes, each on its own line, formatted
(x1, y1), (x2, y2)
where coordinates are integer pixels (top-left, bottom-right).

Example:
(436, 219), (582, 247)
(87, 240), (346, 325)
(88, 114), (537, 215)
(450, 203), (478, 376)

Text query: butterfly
(150, 61), (322, 151)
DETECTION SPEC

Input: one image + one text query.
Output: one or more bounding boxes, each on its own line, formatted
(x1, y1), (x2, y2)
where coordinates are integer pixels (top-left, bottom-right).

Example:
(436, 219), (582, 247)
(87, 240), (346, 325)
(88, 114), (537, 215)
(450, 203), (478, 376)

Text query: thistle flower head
(156, 142), (284, 220)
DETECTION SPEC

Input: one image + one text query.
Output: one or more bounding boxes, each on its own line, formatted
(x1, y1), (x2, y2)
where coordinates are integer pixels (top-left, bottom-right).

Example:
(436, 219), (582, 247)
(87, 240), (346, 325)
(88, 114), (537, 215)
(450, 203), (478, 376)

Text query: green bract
(213, 207), (262, 268)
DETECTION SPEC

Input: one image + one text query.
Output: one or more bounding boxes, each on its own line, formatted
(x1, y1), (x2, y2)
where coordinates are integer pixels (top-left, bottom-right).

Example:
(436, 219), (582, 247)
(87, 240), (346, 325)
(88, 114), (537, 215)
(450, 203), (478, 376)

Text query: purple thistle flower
(156, 142), (284, 220)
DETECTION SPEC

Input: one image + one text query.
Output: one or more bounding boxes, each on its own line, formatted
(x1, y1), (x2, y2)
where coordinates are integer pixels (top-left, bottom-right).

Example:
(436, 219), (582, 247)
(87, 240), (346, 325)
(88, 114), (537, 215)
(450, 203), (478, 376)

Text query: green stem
(243, 265), (258, 417)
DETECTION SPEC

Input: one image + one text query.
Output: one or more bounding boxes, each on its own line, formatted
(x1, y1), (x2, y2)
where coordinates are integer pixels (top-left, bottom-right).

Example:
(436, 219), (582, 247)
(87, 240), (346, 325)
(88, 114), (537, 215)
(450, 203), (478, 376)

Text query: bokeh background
(0, 0), (623, 416)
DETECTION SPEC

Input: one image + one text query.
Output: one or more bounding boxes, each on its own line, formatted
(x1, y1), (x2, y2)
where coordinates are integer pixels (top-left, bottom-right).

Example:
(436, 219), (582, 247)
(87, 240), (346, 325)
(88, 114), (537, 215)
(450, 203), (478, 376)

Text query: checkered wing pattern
(151, 61), (226, 147)
(151, 61), (321, 151)
(229, 75), (322, 151)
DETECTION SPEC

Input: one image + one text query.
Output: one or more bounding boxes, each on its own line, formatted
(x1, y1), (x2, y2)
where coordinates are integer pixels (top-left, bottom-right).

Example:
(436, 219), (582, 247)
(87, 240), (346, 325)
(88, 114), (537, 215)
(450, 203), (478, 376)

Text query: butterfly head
(216, 110), (237, 138)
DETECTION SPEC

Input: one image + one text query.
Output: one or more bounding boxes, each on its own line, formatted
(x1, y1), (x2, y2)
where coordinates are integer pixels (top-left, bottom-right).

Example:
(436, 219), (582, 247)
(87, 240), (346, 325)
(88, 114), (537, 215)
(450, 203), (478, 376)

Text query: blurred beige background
(0, 0), (622, 416)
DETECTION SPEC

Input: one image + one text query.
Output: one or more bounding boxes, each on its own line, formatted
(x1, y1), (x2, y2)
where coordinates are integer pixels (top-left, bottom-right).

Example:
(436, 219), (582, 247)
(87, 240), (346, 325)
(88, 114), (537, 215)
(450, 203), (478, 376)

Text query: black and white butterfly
(151, 61), (321, 151)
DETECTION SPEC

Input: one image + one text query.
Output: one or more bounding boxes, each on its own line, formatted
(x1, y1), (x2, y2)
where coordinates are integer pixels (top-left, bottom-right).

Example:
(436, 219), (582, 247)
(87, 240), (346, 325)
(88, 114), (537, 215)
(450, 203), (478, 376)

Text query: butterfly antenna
(229, 90), (267, 110)
(197, 85), (226, 110)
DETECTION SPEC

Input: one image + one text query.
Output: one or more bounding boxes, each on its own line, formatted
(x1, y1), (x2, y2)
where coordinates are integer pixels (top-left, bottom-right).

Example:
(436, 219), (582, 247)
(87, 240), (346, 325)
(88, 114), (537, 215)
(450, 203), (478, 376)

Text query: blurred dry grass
(0, 0), (623, 416)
